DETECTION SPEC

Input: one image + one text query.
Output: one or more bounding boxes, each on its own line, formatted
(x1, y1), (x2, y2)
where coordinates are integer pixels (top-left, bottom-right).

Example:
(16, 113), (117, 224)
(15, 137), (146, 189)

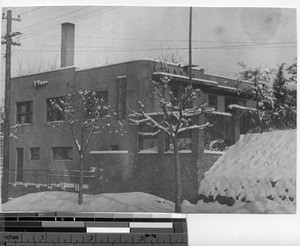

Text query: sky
(0, 3), (297, 99)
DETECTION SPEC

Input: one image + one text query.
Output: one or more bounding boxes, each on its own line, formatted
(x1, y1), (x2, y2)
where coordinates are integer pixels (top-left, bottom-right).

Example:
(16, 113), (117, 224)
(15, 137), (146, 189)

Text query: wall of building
(9, 67), (78, 171)
(9, 59), (253, 180)
(88, 151), (223, 203)
(9, 60), (156, 175)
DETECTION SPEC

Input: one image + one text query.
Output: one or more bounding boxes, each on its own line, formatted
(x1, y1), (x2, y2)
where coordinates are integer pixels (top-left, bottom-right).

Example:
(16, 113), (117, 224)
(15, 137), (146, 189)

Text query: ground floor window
(52, 147), (72, 160)
(30, 148), (40, 160)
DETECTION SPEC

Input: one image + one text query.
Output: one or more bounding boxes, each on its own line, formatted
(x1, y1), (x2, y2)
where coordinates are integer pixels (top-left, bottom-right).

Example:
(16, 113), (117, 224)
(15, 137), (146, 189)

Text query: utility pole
(188, 6), (192, 85)
(1, 10), (21, 203)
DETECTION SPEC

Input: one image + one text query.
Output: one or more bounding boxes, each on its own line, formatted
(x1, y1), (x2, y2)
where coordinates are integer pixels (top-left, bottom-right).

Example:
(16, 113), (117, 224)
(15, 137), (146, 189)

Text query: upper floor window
(46, 97), (64, 122)
(208, 95), (218, 111)
(170, 87), (181, 106)
(16, 101), (33, 124)
(97, 90), (108, 105)
(86, 90), (108, 118)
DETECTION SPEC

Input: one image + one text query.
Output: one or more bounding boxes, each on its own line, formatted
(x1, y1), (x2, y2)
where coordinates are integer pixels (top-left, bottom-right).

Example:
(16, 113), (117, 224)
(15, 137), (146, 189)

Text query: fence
(8, 169), (95, 191)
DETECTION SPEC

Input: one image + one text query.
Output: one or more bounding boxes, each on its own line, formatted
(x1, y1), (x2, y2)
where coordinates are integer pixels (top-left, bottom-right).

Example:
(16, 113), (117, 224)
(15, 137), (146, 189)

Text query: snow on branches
(48, 90), (125, 156)
(129, 72), (213, 139)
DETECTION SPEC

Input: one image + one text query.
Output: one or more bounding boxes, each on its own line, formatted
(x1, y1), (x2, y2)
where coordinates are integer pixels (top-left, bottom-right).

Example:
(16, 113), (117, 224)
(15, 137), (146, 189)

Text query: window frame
(30, 147), (40, 160)
(16, 101), (33, 124)
(46, 97), (64, 122)
(170, 86), (181, 107)
(86, 90), (109, 118)
(208, 94), (218, 111)
(52, 147), (73, 160)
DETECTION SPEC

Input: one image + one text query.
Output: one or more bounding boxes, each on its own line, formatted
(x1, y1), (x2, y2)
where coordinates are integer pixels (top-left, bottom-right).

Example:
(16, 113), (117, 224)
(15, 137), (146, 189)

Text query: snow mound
(199, 130), (296, 208)
(182, 197), (295, 213)
(2, 191), (295, 214)
(1, 191), (174, 213)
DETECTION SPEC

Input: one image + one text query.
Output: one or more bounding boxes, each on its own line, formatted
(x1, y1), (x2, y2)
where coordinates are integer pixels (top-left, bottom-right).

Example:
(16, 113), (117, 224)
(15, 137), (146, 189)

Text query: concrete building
(8, 23), (255, 180)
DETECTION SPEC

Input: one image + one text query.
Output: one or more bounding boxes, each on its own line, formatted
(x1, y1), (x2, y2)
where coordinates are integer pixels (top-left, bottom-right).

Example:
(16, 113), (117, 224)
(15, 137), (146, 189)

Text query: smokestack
(61, 22), (75, 68)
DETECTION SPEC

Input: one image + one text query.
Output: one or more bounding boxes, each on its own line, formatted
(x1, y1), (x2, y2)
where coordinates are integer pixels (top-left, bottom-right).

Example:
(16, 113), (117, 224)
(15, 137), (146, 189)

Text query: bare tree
(51, 90), (122, 204)
(129, 74), (211, 213)
(18, 55), (59, 76)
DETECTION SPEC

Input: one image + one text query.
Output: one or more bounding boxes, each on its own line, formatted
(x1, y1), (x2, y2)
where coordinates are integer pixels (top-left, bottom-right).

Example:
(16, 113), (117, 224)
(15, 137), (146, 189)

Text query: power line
(14, 44), (296, 53)
(12, 46), (24, 75)
(66, 6), (121, 24)
(20, 6), (92, 32)
(18, 41), (297, 49)
(18, 32), (297, 45)
(21, 7), (120, 40)
(16, 8), (112, 43)
(18, 7), (45, 16)
(18, 6), (119, 40)
(16, 6), (98, 41)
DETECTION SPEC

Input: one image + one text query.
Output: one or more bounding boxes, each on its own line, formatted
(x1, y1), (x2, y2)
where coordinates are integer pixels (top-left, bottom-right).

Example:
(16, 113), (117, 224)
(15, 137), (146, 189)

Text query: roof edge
(12, 66), (79, 79)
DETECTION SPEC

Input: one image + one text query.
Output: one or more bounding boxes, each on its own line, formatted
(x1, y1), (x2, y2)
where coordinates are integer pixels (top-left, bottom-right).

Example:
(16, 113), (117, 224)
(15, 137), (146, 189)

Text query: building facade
(8, 23), (256, 179)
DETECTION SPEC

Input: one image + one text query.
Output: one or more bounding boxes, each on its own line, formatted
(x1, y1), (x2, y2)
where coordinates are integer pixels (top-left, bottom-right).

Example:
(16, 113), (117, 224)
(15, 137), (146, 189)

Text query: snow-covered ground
(199, 129), (296, 213)
(1, 130), (296, 214)
(1, 190), (295, 214)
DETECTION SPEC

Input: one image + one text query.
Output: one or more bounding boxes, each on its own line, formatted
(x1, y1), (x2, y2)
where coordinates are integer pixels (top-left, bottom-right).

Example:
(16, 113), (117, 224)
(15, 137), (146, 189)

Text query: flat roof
(152, 71), (218, 87)
(11, 58), (250, 86)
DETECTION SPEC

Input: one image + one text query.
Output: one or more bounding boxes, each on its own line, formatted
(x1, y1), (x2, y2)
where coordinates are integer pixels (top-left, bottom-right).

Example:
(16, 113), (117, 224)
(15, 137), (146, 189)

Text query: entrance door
(16, 148), (24, 182)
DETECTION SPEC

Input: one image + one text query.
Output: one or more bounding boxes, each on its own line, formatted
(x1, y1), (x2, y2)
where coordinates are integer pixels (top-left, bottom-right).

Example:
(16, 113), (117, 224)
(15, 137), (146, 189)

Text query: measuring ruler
(0, 212), (188, 245)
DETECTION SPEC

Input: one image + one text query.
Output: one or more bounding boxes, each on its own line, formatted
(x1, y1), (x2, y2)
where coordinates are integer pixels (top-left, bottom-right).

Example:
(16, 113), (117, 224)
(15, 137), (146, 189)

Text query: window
(225, 97), (247, 113)
(111, 145), (119, 151)
(97, 90), (108, 105)
(170, 87), (181, 106)
(46, 97), (64, 122)
(208, 95), (218, 111)
(52, 147), (72, 160)
(30, 148), (40, 160)
(85, 90), (109, 119)
(16, 101), (33, 124)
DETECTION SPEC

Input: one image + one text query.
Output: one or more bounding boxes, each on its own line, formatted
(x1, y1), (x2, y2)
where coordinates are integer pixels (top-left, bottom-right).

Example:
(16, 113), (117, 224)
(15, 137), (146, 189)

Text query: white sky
(0, 3), (297, 99)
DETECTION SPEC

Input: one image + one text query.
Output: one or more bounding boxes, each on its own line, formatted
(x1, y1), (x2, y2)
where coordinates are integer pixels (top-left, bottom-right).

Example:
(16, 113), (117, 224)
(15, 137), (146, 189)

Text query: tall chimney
(61, 22), (75, 68)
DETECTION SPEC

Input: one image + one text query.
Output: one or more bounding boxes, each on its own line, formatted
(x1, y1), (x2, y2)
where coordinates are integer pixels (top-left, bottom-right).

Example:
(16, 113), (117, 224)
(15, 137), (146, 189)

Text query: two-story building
(8, 23), (255, 180)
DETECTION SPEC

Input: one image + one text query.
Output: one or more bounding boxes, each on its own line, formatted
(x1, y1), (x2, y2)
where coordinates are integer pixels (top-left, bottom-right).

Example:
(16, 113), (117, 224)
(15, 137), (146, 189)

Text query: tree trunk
(78, 157), (83, 205)
(172, 137), (182, 213)
(256, 107), (263, 133)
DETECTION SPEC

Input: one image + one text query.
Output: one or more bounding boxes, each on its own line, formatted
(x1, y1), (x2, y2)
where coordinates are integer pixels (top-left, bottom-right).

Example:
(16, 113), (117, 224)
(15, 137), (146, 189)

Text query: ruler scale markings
(0, 213), (188, 246)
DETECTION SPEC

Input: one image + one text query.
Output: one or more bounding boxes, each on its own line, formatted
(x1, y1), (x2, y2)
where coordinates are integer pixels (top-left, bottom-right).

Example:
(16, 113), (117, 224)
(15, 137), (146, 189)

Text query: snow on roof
(215, 85), (237, 91)
(199, 130), (296, 205)
(152, 72), (218, 87)
(12, 66), (79, 79)
(90, 150), (129, 154)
